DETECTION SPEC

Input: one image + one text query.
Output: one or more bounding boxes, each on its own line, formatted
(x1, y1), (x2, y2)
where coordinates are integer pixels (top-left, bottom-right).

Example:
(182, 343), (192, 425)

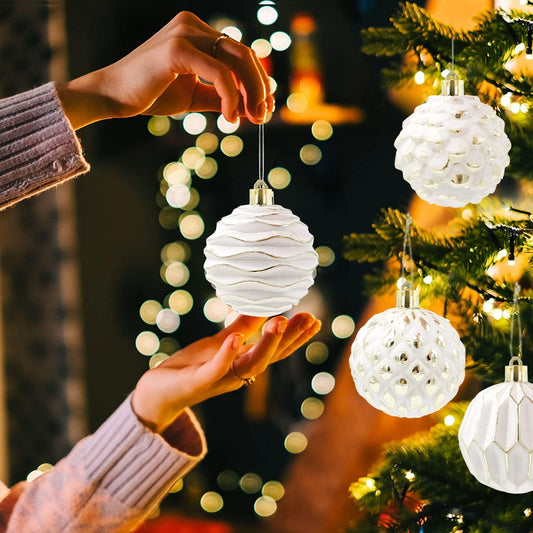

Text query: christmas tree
(345, 3), (533, 531)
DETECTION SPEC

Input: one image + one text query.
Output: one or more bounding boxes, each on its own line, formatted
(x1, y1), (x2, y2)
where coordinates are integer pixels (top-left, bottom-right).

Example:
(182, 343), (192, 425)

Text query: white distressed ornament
(204, 180), (318, 317)
(394, 72), (511, 207)
(349, 283), (466, 417)
(459, 358), (533, 494)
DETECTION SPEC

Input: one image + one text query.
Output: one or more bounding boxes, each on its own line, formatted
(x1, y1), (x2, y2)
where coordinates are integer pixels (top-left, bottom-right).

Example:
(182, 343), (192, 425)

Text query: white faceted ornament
(349, 284), (466, 417)
(394, 73), (511, 207)
(204, 181), (318, 317)
(459, 359), (533, 494)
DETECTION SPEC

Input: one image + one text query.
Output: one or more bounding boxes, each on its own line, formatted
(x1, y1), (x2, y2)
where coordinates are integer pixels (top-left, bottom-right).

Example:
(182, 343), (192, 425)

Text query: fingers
(214, 315), (267, 344)
(196, 333), (243, 385)
(274, 316), (322, 363)
(232, 316), (287, 378)
(214, 37), (269, 123)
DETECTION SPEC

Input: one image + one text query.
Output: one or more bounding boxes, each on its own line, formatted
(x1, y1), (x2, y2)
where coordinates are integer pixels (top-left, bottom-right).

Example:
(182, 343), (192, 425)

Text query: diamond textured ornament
(349, 282), (466, 417)
(394, 72), (511, 207)
(458, 358), (533, 494)
(204, 125), (318, 317)
(459, 285), (533, 493)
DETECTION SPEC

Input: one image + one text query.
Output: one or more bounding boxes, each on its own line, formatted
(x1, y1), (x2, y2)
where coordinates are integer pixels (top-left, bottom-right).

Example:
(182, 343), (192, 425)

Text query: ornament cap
(396, 281), (419, 308)
(505, 356), (529, 382)
(441, 71), (464, 96)
(250, 179), (274, 206)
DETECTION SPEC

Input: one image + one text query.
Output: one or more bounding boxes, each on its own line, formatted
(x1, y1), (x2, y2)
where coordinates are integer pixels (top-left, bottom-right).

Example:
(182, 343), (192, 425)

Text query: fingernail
(233, 334), (243, 349)
(311, 319), (322, 332)
(299, 317), (314, 331)
(277, 319), (288, 335)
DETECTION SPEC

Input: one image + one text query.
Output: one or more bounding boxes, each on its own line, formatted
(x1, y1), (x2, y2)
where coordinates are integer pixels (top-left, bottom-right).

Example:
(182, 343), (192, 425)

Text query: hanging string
(258, 123), (265, 182)
(451, 37), (455, 74)
(509, 282), (523, 360)
(400, 213), (415, 286)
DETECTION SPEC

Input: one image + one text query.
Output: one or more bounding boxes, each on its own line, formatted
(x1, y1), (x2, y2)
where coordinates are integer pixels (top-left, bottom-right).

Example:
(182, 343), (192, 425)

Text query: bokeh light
(221, 25), (242, 41)
(140, 300), (162, 325)
(240, 473), (263, 494)
(196, 132), (219, 154)
(311, 120), (333, 141)
(161, 241), (190, 263)
(163, 162), (191, 185)
(220, 135), (244, 157)
(284, 432), (308, 454)
(169, 290), (193, 315)
(262, 480), (285, 501)
(269, 76), (278, 94)
(183, 113), (207, 135)
(200, 491), (224, 513)
(305, 341), (329, 364)
(166, 184), (191, 208)
(182, 147), (205, 169)
(179, 213), (204, 240)
(257, 5), (278, 25)
(254, 496), (277, 517)
(301, 397), (325, 420)
(195, 157), (218, 179)
(156, 308), (180, 333)
(159, 337), (180, 354)
(268, 167), (291, 189)
(149, 353), (169, 368)
(252, 38), (272, 58)
(217, 115), (240, 134)
(331, 314), (355, 338)
(204, 297), (231, 322)
(300, 144), (322, 165)
(217, 470), (240, 491)
(183, 188), (200, 211)
(316, 245), (335, 267)
(161, 261), (190, 287)
(270, 31), (291, 51)
(287, 93), (308, 113)
(136, 331), (160, 356)
(159, 207), (180, 229)
(169, 479), (184, 493)
(147, 116), (170, 136)
(311, 372), (335, 395)
(444, 415), (456, 426)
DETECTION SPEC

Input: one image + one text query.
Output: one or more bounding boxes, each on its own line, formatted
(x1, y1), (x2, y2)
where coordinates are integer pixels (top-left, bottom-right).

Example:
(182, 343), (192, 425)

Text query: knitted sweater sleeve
(0, 82), (89, 209)
(5, 395), (207, 533)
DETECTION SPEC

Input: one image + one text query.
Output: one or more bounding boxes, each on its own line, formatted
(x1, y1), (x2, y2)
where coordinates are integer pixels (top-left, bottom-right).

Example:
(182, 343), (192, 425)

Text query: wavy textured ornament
(394, 72), (511, 207)
(459, 359), (533, 494)
(349, 283), (465, 418)
(204, 182), (318, 317)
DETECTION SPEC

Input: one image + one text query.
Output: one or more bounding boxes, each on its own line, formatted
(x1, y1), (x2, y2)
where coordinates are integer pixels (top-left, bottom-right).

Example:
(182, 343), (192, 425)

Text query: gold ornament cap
(250, 179), (274, 206)
(396, 280), (420, 308)
(441, 71), (464, 97)
(505, 356), (529, 382)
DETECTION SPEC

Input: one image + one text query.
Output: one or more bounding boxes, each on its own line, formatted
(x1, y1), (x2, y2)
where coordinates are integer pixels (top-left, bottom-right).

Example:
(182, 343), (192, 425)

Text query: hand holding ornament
(132, 313), (321, 434)
(56, 11), (274, 130)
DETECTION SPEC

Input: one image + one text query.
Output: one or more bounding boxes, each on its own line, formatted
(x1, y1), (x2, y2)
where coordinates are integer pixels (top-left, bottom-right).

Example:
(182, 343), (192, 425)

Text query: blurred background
(0, 0), (420, 531)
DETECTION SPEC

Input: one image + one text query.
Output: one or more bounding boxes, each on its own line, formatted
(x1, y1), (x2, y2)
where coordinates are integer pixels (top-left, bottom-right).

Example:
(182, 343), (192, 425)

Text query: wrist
(56, 71), (113, 130)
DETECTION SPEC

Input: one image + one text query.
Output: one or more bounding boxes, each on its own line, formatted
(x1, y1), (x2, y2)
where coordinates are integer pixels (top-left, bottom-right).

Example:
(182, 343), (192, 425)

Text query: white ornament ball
(458, 364), (533, 493)
(349, 291), (465, 418)
(394, 92), (511, 208)
(204, 203), (318, 317)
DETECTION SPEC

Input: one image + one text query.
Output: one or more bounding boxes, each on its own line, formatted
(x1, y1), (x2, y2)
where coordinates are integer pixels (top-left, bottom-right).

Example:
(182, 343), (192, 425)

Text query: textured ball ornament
(204, 181), (318, 317)
(349, 284), (466, 417)
(458, 359), (533, 493)
(394, 73), (511, 207)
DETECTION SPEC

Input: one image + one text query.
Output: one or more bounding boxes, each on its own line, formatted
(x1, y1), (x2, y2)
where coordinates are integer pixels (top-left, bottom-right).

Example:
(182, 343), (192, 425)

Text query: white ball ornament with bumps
(349, 282), (466, 417)
(394, 72), (511, 207)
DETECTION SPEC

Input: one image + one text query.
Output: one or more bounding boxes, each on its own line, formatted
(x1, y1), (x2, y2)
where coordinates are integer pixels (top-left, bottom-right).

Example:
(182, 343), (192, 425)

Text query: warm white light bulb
(414, 70), (425, 85)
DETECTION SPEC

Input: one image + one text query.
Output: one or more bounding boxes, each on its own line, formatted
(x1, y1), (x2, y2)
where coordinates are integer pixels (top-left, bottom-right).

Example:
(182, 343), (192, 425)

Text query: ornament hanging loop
(400, 213), (415, 287)
(506, 282), (528, 382)
(250, 124), (274, 206)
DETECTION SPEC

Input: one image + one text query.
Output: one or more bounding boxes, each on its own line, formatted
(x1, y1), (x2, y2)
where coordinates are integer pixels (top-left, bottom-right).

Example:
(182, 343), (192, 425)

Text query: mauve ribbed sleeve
(7, 395), (207, 533)
(0, 82), (89, 209)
